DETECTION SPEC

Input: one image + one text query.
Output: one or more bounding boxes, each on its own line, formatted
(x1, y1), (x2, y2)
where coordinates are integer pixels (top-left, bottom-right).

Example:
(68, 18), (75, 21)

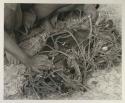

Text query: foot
(5, 51), (20, 65)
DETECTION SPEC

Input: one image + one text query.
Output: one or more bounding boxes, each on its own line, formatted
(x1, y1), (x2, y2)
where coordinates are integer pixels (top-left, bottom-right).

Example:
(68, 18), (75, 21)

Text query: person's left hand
(84, 4), (98, 21)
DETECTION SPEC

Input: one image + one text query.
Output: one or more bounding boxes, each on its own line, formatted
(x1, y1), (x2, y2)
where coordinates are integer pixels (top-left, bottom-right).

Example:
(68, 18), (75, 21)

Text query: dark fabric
(4, 4), (22, 33)
(21, 4), (34, 12)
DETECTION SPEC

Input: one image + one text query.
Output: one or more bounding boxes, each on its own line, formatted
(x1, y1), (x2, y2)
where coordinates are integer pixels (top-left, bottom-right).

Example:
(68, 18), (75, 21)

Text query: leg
(5, 32), (20, 64)
(4, 31), (30, 65)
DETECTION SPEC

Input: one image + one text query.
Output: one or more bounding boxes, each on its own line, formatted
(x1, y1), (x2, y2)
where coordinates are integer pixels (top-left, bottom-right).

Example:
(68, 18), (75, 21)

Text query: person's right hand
(24, 55), (53, 73)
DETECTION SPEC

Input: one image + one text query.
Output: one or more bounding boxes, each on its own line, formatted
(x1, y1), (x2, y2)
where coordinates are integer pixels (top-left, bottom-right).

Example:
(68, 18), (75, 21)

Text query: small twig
(64, 29), (87, 69)
(45, 69), (63, 78)
(41, 81), (56, 92)
(88, 15), (93, 57)
(42, 44), (71, 58)
(28, 75), (41, 99)
(48, 77), (61, 91)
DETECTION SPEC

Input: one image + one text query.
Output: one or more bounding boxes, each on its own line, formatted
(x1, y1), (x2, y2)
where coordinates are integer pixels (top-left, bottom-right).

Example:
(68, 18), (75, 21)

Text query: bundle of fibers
(20, 5), (121, 99)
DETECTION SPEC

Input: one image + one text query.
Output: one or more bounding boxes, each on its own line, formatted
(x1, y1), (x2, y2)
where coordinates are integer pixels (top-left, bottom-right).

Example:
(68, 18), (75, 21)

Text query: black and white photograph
(3, 2), (122, 100)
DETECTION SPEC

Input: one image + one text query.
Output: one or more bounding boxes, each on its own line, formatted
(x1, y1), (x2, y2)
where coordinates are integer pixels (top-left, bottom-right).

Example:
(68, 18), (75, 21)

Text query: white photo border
(0, 0), (124, 103)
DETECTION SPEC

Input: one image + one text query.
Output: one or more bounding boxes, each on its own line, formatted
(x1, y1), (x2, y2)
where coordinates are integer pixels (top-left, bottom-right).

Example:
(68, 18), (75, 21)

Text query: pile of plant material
(20, 6), (121, 99)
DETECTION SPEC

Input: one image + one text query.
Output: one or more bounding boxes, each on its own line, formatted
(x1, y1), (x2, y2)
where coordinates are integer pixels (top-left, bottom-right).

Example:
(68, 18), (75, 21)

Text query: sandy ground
(4, 4), (122, 100)
(64, 65), (122, 100)
(4, 64), (121, 100)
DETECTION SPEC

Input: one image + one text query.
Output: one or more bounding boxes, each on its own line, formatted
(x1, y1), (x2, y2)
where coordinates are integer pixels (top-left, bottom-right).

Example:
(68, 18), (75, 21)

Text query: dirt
(65, 65), (121, 100)
(4, 64), (121, 100)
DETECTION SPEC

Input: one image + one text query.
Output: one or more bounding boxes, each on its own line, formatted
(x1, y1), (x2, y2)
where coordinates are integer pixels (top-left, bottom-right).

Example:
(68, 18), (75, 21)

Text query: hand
(84, 4), (98, 21)
(24, 55), (53, 73)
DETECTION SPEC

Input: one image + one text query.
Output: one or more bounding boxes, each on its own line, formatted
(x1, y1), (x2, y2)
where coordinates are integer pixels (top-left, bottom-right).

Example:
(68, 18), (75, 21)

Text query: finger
(32, 69), (41, 73)
(15, 58), (20, 65)
(39, 65), (50, 70)
(7, 55), (11, 64)
(13, 58), (17, 65)
(11, 57), (15, 64)
(35, 68), (42, 73)
(38, 65), (46, 70)
(10, 57), (13, 64)
(25, 65), (32, 72)
(8, 57), (11, 65)
(6, 53), (11, 64)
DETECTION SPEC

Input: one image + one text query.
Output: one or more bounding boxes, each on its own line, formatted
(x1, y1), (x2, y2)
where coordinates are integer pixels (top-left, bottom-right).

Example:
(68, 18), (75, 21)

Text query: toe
(13, 58), (17, 65)
(16, 60), (20, 65)
(9, 57), (13, 64)
(12, 58), (15, 64)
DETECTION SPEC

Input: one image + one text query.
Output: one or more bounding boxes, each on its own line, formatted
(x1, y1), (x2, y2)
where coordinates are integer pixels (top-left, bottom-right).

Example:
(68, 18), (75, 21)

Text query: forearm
(4, 31), (30, 63)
